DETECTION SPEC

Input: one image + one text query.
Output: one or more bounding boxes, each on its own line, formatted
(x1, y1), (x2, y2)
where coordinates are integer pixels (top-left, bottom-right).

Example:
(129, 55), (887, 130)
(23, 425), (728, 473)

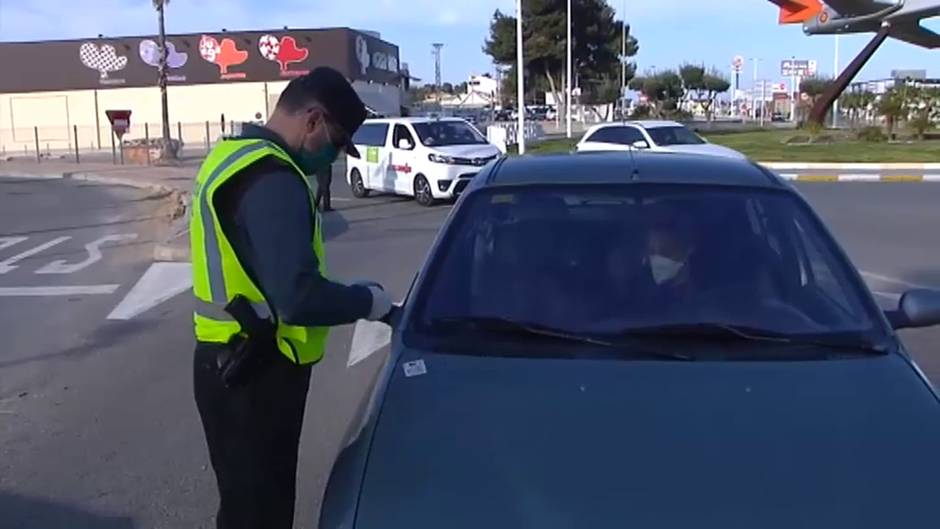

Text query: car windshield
(412, 120), (487, 146)
(411, 185), (878, 342)
(645, 126), (706, 146)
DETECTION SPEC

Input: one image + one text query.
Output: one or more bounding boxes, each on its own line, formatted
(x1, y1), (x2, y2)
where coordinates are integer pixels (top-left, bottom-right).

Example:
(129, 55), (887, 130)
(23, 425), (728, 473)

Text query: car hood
(429, 144), (501, 159)
(659, 143), (747, 159)
(355, 349), (940, 529)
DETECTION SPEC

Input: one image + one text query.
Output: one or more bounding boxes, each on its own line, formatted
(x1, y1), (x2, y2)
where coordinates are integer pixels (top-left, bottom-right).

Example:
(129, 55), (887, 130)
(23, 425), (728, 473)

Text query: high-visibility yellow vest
(190, 138), (329, 364)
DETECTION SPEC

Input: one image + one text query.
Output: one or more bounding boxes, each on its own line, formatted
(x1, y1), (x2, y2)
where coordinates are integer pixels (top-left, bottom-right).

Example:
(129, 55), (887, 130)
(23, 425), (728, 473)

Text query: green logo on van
(366, 146), (379, 163)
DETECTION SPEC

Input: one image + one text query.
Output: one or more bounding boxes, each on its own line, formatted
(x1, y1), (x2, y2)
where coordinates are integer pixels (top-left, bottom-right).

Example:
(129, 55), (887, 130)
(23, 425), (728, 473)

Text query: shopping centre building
(0, 27), (403, 154)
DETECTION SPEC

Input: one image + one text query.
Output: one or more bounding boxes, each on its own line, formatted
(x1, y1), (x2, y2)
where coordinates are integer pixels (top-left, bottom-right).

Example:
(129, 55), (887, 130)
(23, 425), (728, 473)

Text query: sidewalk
(0, 158), (196, 261)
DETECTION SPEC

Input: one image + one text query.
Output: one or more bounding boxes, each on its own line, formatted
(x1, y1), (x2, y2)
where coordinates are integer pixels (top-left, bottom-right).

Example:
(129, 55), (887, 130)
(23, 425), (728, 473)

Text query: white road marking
(861, 271), (935, 290)
(0, 285), (119, 296)
(0, 236), (71, 274)
(348, 319), (392, 367)
(0, 236), (28, 252)
(35, 233), (138, 274)
(872, 291), (902, 302)
(107, 262), (192, 320)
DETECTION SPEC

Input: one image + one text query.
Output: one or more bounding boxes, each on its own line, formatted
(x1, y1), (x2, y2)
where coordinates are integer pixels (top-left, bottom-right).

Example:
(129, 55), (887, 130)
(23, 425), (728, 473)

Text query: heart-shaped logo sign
(79, 43), (128, 79)
(139, 40), (188, 69)
(258, 35), (309, 72)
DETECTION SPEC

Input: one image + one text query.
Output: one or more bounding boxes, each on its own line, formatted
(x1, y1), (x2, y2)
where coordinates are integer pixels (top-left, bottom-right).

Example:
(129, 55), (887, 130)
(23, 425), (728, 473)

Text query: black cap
(295, 67), (366, 157)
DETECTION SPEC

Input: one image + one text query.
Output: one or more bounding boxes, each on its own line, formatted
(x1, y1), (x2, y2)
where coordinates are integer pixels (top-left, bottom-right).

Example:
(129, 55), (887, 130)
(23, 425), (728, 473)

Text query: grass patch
(704, 129), (940, 162)
(510, 129), (940, 162)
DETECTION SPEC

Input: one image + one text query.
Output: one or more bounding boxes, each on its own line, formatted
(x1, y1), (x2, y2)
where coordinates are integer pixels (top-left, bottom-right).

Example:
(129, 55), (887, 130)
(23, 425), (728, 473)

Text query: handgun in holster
(216, 294), (278, 388)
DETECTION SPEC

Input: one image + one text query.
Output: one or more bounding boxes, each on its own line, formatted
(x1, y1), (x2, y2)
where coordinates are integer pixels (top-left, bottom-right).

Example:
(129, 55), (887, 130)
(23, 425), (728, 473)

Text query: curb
(2, 169), (193, 262)
(778, 174), (940, 182)
(761, 162), (940, 170)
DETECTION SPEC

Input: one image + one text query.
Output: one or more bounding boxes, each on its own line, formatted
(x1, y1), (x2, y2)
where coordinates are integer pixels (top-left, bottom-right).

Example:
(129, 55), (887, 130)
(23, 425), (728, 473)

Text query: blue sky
(1, 0), (937, 89)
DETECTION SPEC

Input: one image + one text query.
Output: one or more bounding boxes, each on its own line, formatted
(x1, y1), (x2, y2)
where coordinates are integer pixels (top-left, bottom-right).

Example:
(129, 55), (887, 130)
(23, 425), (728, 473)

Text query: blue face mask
(298, 142), (339, 175)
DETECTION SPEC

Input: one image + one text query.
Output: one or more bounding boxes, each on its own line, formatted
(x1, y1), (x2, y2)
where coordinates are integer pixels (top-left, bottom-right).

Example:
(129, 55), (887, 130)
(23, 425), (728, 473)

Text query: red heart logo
(277, 36), (309, 71)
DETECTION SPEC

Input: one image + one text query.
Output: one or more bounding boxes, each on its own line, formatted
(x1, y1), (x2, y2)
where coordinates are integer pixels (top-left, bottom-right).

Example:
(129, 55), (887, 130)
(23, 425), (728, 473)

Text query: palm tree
(877, 88), (906, 140)
(153, 0), (176, 161)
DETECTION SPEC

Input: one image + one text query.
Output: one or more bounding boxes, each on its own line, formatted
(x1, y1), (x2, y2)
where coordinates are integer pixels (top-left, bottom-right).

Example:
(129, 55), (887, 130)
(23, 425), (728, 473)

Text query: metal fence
(0, 120), (245, 165)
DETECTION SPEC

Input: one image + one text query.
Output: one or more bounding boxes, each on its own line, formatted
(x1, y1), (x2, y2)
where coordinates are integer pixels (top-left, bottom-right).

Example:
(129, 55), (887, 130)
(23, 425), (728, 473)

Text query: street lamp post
(620, 0), (627, 117)
(516, 0), (526, 154)
(566, 0), (572, 138)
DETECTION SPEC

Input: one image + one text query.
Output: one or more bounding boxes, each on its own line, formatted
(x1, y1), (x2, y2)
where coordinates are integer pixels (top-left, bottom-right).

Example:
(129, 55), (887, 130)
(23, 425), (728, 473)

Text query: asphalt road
(1, 175), (939, 529)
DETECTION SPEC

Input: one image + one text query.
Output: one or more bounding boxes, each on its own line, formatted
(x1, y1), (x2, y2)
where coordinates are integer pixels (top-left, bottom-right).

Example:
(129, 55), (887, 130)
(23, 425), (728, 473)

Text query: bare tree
(153, 0), (176, 161)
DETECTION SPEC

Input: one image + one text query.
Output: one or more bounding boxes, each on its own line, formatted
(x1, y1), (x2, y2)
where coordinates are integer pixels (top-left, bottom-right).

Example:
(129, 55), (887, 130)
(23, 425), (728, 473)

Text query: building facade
(0, 27), (402, 154)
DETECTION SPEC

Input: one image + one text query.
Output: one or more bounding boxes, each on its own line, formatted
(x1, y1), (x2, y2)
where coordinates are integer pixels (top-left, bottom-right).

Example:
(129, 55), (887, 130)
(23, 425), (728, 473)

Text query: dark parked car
(320, 152), (940, 529)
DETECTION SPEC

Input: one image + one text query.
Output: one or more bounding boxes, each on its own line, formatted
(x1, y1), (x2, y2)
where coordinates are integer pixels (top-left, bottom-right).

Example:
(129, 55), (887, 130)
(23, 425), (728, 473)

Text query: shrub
(856, 126), (886, 143)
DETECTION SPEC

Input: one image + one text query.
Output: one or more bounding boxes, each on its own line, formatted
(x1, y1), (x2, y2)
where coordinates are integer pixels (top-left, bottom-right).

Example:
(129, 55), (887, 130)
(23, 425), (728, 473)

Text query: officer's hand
(362, 284), (392, 321)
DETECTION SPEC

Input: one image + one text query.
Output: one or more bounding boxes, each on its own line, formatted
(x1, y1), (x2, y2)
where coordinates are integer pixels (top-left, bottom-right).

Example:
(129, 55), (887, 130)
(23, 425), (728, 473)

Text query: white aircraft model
(772, 0), (940, 48)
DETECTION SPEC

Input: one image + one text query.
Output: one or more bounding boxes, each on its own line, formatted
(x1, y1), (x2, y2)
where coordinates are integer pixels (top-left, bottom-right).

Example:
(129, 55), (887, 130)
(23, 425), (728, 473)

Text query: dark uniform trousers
(194, 343), (313, 529)
(315, 165), (333, 211)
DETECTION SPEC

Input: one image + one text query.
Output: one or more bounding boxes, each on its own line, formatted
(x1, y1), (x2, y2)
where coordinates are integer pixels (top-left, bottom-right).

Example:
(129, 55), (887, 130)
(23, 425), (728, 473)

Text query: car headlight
(428, 153), (456, 164)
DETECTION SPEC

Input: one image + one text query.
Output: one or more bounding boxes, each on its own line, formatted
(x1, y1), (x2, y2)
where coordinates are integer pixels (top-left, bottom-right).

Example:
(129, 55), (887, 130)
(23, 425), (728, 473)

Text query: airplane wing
(824, 0), (897, 16)
(889, 21), (940, 48)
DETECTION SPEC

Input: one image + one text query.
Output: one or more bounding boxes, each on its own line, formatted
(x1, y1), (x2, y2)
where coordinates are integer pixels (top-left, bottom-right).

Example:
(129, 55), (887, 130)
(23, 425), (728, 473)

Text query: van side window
(393, 125), (416, 149)
(352, 123), (389, 147)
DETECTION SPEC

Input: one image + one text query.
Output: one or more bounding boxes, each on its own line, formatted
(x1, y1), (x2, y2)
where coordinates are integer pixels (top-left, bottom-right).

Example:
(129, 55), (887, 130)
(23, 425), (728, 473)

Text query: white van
(346, 117), (502, 206)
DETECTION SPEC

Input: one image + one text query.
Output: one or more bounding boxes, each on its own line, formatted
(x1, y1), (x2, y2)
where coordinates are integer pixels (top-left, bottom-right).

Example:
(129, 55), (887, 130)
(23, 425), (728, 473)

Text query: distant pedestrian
(315, 162), (333, 211)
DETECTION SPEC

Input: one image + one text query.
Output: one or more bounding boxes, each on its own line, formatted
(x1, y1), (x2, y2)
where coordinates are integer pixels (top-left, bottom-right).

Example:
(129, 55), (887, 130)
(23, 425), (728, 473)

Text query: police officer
(315, 161), (333, 211)
(191, 67), (393, 529)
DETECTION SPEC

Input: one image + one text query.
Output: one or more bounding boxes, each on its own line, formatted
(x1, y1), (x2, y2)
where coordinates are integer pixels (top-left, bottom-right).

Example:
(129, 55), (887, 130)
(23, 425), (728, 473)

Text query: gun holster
(216, 295), (278, 388)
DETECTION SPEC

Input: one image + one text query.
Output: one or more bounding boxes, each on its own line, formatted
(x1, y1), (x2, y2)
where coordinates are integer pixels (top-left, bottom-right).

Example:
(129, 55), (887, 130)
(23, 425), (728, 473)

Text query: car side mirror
(380, 303), (404, 329)
(632, 140), (650, 149)
(886, 289), (940, 330)
(397, 139), (413, 150)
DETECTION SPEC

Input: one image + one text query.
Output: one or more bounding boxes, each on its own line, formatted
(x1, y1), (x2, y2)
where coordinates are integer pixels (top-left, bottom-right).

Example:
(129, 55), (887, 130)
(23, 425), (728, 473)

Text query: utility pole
(154, 0), (175, 161)
(751, 58), (761, 121)
(432, 43), (444, 106)
(566, 0), (572, 138)
(516, 0), (526, 154)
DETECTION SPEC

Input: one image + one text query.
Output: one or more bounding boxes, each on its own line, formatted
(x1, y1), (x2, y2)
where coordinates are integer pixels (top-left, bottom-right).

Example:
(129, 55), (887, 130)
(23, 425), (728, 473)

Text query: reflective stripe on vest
(190, 138), (329, 365)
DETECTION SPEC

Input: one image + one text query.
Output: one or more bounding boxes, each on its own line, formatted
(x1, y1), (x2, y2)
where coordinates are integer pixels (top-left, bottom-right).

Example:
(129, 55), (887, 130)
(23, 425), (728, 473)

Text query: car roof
(589, 120), (682, 130)
(481, 151), (784, 189)
(362, 117), (467, 125)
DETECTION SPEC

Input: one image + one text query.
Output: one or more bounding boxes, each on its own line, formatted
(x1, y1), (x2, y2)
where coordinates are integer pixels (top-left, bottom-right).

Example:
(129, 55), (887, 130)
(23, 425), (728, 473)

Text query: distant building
(0, 27), (403, 153)
(849, 70), (940, 94)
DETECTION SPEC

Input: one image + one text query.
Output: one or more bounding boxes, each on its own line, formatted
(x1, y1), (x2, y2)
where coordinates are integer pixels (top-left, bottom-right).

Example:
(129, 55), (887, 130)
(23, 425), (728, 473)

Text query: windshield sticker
(403, 360), (427, 377)
(491, 194), (516, 204)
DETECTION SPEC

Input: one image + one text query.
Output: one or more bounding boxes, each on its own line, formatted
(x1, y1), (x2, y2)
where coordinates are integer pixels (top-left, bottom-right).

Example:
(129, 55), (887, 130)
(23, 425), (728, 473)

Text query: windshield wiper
(612, 323), (888, 357)
(427, 316), (692, 361)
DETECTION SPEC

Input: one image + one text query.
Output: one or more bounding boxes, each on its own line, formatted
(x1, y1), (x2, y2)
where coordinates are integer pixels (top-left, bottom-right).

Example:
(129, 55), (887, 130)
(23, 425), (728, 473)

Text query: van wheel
(414, 175), (436, 207)
(350, 168), (370, 198)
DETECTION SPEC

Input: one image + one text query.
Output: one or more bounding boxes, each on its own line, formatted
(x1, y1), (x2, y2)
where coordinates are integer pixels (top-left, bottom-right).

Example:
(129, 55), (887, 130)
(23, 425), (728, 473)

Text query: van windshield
(412, 121), (487, 147)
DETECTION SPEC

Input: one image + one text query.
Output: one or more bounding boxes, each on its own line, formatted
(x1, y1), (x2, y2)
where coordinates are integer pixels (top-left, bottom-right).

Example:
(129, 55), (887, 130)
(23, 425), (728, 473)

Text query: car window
(644, 126), (706, 146)
(351, 123), (389, 147)
(412, 121), (487, 146)
(392, 124), (416, 149)
(410, 185), (876, 342)
(585, 126), (645, 145)
(791, 217), (859, 316)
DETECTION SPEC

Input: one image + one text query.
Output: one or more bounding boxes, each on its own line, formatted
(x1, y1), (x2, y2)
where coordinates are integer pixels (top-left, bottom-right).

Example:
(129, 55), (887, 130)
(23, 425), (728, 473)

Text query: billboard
(0, 28), (400, 94)
(780, 59), (817, 77)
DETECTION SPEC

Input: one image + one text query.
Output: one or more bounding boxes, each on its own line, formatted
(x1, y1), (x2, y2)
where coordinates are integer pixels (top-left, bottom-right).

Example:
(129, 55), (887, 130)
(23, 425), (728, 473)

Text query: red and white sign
(732, 55), (745, 73)
(105, 109), (132, 138)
